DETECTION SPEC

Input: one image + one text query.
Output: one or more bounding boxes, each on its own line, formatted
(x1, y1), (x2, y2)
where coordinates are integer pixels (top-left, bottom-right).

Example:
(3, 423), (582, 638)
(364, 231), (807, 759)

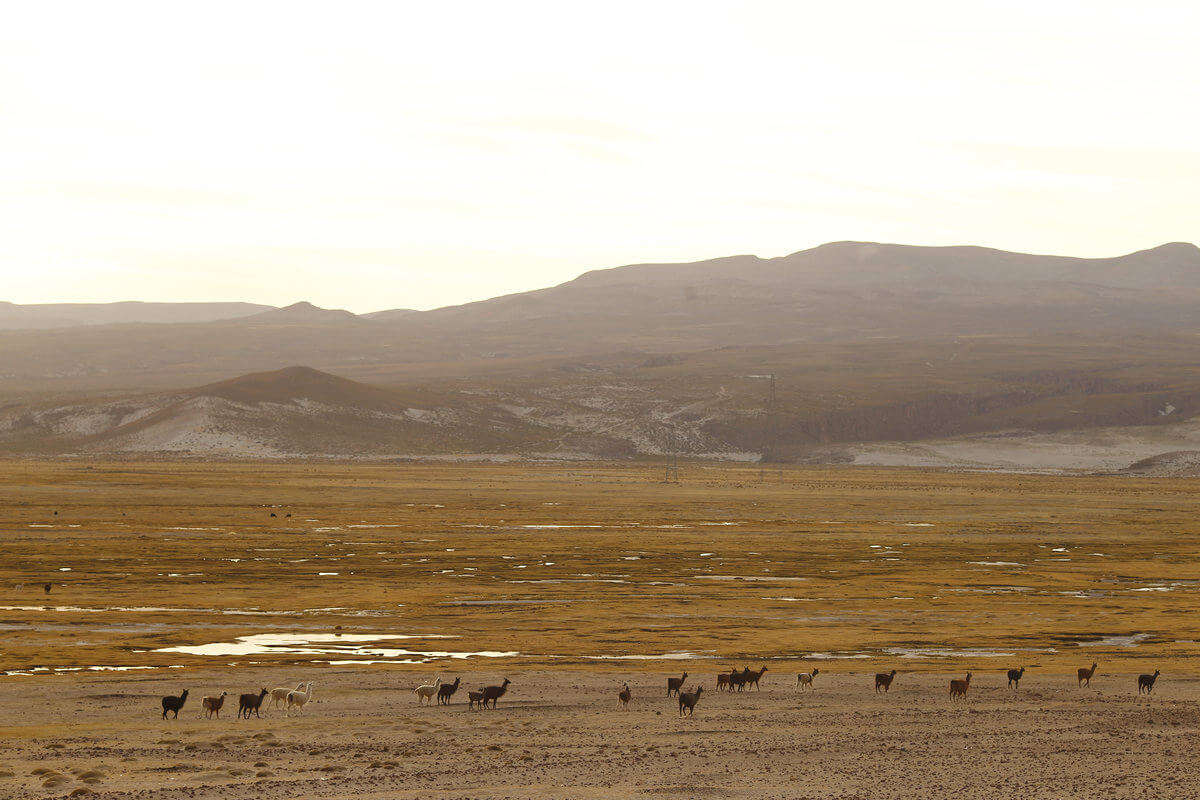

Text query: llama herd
(157, 663), (1165, 722)
(647, 662), (1165, 716)
(410, 676), (512, 709)
(159, 681), (314, 720)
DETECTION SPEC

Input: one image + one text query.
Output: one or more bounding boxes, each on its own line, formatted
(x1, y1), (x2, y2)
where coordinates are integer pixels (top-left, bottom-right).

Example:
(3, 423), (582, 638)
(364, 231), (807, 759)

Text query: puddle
(947, 586), (1034, 594)
(151, 632), (516, 662)
(967, 561), (1024, 567)
(883, 646), (1042, 658)
(1077, 633), (1152, 648)
(2, 665), (186, 677)
(0, 605), (260, 614)
(521, 525), (604, 529)
(696, 576), (808, 582)
(442, 600), (583, 606)
(807, 652), (872, 660)
(583, 651), (718, 661)
(508, 577), (629, 584)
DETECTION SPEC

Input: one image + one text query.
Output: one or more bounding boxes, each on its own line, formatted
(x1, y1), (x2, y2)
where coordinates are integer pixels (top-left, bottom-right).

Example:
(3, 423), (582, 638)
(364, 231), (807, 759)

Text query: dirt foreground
(2, 666), (1197, 800)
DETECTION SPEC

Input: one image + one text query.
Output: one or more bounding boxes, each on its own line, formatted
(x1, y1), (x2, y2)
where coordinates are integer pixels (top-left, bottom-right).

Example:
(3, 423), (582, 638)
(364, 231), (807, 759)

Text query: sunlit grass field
(3, 460), (1198, 677)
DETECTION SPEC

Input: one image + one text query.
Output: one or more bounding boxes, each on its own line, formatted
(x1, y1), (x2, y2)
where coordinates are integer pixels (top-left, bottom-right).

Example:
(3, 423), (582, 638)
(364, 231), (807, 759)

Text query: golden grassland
(4, 460), (1200, 799)
(2, 459), (1199, 676)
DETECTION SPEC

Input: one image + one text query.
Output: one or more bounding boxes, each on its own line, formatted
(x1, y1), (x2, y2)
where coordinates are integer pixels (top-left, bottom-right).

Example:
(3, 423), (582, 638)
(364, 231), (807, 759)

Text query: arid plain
(3, 460), (1200, 799)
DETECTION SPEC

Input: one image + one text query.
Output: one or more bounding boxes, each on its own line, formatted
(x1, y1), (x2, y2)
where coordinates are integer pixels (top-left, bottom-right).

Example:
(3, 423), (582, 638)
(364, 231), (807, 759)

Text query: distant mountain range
(0, 300), (273, 329)
(3, 241), (1200, 470)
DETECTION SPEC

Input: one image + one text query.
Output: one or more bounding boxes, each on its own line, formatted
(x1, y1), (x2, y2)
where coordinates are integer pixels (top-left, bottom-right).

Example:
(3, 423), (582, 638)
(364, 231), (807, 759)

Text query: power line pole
(664, 428), (680, 483)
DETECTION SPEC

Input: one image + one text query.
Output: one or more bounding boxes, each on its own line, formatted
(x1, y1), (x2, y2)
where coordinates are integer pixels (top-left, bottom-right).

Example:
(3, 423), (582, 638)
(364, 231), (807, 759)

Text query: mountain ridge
(3, 240), (1200, 469)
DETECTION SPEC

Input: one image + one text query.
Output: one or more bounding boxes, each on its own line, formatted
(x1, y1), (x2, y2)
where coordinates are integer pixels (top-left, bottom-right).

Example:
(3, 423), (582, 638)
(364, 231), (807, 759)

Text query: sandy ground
(1, 666), (1196, 800)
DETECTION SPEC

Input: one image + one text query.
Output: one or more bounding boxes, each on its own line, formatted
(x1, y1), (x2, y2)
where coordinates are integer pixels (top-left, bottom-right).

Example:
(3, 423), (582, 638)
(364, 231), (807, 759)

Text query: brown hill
(195, 365), (397, 407)
(0, 366), (614, 458)
(4, 242), (1200, 395)
(1118, 450), (1200, 477)
(234, 301), (359, 325)
(3, 241), (1200, 466)
(0, 300), (272, 329)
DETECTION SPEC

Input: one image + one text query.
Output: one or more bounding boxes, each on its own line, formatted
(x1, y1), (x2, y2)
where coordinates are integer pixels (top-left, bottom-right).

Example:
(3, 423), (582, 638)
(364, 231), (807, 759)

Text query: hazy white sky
(1, 1), (1197, 312)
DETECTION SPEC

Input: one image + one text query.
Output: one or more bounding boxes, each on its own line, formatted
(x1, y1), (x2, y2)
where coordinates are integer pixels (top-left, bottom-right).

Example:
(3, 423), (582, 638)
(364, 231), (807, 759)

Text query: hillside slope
(3, 242), (1199, 394)
(0, 366), (627, 458)
(3, 241), (1200, 467)
(0, 301), (272, 329)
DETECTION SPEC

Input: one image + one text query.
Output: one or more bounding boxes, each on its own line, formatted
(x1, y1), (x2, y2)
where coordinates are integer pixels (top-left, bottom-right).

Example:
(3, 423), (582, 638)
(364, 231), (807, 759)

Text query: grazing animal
(44, 583), (52, 594)
(875, 670), (897, 693)
(481, 678), (511, 709)
(467, 689), (486, 711)
(270, 682), (305, 709)
(716, 671), (732, 692)
(287, 681), (313, 715)
(437, 677), (461, 705)
(950, 672), (972, 700)
(1007, 667), (1025, 689)
(1077, 662), (1098, 688)
(201, 691), (227, 719)
(1138, 670), (1161, 695)
(161, 689), (189, 720)
(414, 677), (442, 705)
(796, 669), (820, 691)
(728, 669), (748, 692)
(678, 686), (703, 716)
(744, 665), (768, 691)
(238, 688), (269, 719)
(617, 683), (631, 709)
(667, 672), (688, 697)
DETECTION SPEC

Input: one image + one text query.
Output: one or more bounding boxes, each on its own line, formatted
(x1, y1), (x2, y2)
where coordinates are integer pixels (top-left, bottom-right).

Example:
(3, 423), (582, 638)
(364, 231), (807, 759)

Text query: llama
(287, 682), (313, 715)
(161, 689), (189, 720)
(1138, 670), (1160, 695)
(437, 677), (461, 705)
(201, 692), (227, 719)
(467, 689), (486, 710)
(950, 672), (972, 700)
(415, 677), (442, 705)
(481, 678), (511, 709)
(678, 686), (703, 717)
(716, 671), (732, 692)
(796, 669), (819, 691)
(728, 669), (748, 692)
(875, 670), (897, 693)
(270, 682), (306, 709)
(239, 688), (269, 719)
(1007, 667), (1025, 689)
(744, 666), (768, 691)
(617, 683), (631, 709)
(1077, 663), (1098, 688)
(667, 672), (688, 697)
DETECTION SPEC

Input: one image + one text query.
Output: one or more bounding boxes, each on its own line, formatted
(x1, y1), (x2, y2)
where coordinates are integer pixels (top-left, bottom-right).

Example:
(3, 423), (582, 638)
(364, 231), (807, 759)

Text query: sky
(1, 1), (1198, 313)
